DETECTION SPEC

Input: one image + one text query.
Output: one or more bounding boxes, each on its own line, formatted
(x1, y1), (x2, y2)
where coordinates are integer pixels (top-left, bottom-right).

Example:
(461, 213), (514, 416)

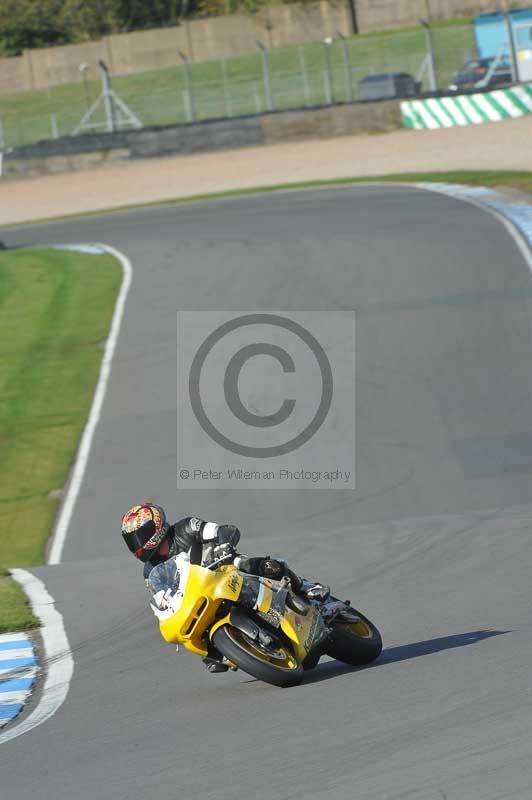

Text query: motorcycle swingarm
(229, 607), (261, 641)
(210, 607), (279, 649)
(229, 607), (282, 650)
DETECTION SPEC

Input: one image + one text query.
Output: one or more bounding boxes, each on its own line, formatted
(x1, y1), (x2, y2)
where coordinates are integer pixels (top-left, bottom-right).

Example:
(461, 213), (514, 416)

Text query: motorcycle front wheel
(213, 625), (304, 688)
(325, 609), (382, 666)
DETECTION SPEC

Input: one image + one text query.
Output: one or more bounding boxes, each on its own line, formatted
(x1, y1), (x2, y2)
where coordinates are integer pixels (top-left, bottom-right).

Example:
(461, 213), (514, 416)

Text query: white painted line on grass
(48, 244), (133, 565)
(0, 570), (73, 743)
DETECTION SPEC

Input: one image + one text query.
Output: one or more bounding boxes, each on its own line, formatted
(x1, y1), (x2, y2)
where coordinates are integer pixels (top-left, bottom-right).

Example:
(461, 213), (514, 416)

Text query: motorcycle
(148, 550), (382, 688)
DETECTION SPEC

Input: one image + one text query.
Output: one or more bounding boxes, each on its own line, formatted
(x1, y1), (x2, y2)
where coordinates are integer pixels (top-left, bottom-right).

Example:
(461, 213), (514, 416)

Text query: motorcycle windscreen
(148, 559), (180, 598)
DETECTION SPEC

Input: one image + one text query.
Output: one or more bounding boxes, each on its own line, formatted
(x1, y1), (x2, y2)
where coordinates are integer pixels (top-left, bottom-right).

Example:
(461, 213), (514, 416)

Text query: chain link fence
(0, 25), (476, 150)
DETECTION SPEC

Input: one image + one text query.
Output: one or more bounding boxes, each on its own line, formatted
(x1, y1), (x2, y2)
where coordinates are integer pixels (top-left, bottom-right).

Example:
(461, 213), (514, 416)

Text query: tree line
(0, 0), (301, 56)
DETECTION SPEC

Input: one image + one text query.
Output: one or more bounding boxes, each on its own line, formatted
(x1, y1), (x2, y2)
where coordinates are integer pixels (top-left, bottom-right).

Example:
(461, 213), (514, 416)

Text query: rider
(121, 502), (329, 672)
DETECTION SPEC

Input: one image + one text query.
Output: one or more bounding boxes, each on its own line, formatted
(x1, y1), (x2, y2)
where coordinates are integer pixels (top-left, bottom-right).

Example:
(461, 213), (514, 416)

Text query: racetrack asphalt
(2, 185), (532, 799)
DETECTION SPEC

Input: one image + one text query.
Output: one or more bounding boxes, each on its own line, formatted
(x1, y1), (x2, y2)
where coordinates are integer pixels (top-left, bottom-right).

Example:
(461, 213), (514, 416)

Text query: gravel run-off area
(1, 116), (531, 226)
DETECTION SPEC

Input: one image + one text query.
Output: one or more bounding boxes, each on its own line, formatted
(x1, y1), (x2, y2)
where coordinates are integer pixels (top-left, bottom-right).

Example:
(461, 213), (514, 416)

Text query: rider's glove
(216, 525), (241, 550)
(213, 543), (234, 561)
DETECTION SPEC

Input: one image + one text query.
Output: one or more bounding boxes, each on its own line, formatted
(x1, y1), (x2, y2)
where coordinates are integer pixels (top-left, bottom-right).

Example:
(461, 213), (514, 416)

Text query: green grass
(0, 20), (475, 148)
(0, 247), (121, 632)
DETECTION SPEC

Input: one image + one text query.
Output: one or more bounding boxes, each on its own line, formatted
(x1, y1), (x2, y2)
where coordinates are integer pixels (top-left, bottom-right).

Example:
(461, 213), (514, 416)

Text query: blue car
(448, 57), (513, 92)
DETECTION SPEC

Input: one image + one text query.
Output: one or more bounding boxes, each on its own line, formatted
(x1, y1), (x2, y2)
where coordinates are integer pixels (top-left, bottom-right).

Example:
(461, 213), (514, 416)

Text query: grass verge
(0, 247), (121, 632)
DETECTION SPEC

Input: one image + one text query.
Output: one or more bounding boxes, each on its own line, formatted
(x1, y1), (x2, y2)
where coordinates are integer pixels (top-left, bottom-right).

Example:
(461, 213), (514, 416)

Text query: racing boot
(300, 580), (330, 602)
(256, 559), (329, 602)
(287, 570), (330, 603)
(237, 558), (329, 609)
(202, 657), (229, 673)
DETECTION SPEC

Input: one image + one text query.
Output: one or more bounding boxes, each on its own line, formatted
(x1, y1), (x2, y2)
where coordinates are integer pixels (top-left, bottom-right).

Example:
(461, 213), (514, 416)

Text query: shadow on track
(302, 629), (510, 685)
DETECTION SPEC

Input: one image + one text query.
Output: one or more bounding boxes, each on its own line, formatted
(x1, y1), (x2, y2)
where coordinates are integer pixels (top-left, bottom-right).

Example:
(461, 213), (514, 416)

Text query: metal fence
(0, 25), (476, 150)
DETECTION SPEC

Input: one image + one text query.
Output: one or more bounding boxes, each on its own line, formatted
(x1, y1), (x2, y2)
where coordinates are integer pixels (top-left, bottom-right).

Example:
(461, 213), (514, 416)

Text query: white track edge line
(48, 244), (133, 565)
(0, 569), (73, 744)
(0, 244), (131, 740)
(413, 184), (532, 275)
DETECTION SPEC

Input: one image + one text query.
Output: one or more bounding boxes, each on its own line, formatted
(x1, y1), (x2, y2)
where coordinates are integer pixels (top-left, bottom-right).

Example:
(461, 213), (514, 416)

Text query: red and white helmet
(121, 502), (169, 562)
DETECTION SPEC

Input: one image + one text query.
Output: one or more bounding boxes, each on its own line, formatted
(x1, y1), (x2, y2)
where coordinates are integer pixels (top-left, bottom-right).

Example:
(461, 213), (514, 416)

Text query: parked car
(358, 73), (420, 102)
(448, 58), (513, 92)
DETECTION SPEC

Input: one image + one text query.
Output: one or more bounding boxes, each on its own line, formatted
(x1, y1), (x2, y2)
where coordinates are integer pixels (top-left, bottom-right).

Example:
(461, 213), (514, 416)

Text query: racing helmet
(121, 502), (169, 562)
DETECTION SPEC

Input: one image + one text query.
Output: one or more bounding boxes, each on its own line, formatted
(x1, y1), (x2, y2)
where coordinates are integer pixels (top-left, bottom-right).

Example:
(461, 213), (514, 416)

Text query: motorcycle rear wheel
(213, 625), (304, 688)
(325, 609), (382, 666)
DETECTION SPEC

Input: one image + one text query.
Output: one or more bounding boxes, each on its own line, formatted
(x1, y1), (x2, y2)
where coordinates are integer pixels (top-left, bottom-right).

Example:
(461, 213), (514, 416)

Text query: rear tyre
(325, 609), (382, 666)
(213, 624), (304, 688)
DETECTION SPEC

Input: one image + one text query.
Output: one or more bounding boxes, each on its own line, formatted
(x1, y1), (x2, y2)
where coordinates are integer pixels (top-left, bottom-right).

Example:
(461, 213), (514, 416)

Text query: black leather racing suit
(142, 516), (304, 591)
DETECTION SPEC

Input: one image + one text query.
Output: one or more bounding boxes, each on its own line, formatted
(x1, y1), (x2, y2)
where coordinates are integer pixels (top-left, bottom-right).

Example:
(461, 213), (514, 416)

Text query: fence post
(419, 19), (437, 92)
(347, 0), (359, 35)
(79, 63), (91, 111)
(257, 41), (274, 112)
(50, 114), (59, 139)
(97, 61), (116, 133)
(253, 86), (262, 114)
(323, 72), (332, 104)
(504, 13), (519, 84)
(298, 45), (312, 106)
(337, 31), (354, 102)
(322, 37), (334, 104)
(179, 50), (195, 122)
(182, 90), (193, 123)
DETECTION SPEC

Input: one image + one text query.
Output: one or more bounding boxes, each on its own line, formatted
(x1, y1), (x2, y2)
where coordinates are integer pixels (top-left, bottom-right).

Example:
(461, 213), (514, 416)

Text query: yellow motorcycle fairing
(278, 604), (322, 663)
(159, 564), (243, 657)
(210, 601), (321, 664)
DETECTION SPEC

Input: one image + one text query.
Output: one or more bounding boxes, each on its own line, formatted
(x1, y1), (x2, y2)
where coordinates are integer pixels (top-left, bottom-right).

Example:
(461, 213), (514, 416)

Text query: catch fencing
(0, 26), (476, 150)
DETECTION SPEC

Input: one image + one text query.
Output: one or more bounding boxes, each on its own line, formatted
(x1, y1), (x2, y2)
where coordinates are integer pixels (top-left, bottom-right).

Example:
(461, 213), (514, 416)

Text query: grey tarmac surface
(2, 185), (532, 799)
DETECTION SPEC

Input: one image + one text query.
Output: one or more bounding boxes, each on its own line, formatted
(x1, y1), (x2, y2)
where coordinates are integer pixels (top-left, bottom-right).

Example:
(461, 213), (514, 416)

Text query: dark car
(358, 72), (420, 102)
(448, 58), (513, 92)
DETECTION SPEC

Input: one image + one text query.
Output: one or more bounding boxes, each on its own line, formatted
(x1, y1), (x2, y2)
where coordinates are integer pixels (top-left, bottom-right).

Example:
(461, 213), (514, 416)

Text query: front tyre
(326, 609), (382, 666)
(213, 625), (304, 688)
